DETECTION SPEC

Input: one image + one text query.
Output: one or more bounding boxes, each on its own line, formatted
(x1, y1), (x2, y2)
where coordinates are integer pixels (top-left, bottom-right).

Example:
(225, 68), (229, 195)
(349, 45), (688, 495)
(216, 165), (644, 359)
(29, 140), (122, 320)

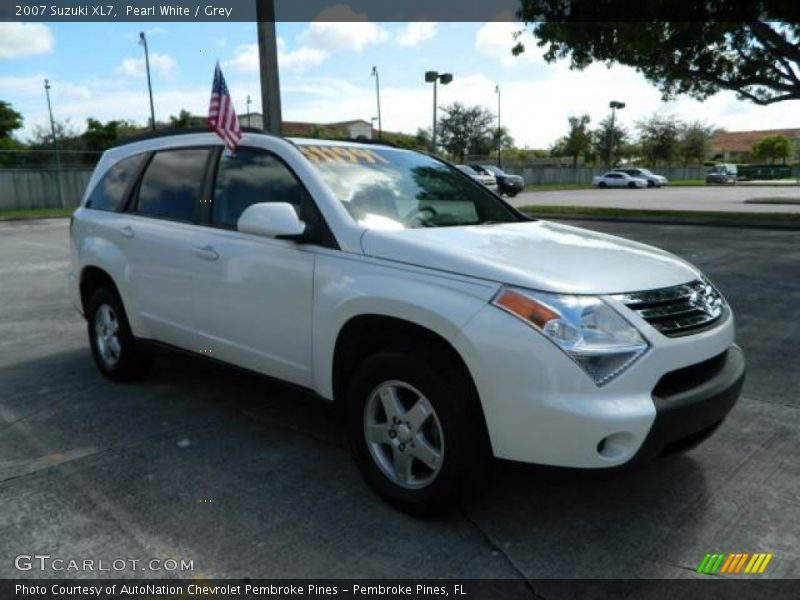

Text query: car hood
(360, 220), (701, 294)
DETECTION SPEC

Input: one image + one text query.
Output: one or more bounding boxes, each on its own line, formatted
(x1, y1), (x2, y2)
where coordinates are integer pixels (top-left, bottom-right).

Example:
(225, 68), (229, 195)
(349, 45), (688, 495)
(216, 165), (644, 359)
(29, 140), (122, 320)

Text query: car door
(122, 147), (214, 350)
(607, 173), (624, 187)
(190, 146), (318, 388)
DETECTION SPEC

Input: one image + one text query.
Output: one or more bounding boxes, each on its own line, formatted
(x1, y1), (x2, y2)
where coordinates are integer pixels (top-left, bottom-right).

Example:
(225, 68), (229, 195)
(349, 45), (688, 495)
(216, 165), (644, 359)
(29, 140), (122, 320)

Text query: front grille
(614, 280), (727, 337)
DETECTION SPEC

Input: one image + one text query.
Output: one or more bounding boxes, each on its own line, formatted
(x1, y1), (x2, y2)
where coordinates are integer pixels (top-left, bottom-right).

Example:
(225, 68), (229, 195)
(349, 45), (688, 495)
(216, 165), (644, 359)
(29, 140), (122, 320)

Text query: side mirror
(237, 202), (306, 239)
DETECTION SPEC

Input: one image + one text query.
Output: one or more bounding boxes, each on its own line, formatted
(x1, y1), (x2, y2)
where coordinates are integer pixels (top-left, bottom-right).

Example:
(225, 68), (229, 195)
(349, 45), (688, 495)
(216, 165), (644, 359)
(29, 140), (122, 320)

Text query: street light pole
(246, 95), (252, 127)
(371, 66), (382, 140)
(608, 100), (626, 167)
(495, 84), (501, 166)
(256, 0), (282, 135)
(425, 70), (452, 153)
(139, 32), (156, 130)
(44, 79), (65, 208)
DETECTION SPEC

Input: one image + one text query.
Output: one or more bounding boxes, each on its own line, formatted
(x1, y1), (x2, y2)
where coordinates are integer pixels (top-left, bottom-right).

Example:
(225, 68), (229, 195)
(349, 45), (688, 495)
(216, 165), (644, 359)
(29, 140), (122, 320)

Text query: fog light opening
(596, 432), (637, 460)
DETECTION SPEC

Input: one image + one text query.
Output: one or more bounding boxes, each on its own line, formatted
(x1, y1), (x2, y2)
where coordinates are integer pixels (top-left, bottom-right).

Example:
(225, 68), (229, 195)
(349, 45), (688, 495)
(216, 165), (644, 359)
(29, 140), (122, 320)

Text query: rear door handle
(194, 245), (219, 261)
(119, 225), (135, 239)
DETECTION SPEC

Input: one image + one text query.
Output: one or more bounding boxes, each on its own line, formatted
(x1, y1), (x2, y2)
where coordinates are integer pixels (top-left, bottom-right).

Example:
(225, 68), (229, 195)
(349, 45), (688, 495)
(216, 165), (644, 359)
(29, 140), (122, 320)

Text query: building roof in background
(239, 113), (373, 138)
(711, 128), (800, 154)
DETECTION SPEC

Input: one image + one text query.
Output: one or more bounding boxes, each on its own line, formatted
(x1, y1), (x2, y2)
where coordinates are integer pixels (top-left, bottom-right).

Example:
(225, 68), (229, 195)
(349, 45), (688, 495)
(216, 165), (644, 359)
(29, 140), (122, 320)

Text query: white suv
(68, 131), (745, 514)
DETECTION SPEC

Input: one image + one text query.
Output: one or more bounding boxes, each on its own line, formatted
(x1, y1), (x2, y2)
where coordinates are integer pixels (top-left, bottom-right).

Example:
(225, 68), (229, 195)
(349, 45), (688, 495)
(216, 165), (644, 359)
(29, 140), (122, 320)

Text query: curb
(521, 211), (800, 231)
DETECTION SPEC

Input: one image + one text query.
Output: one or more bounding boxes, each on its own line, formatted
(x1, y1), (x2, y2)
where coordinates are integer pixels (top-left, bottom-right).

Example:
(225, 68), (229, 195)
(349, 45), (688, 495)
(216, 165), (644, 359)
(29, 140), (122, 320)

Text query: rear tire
(598, 182), (607, 188)
(87, 287), (152, 382)
(345, 349), (489, 516)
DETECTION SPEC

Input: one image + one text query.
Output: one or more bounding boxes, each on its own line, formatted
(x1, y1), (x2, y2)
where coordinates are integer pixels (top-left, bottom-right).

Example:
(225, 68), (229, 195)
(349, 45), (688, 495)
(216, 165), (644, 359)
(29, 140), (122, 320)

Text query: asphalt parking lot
(1, 218), (799, 582)
(510, 184), (800, 213)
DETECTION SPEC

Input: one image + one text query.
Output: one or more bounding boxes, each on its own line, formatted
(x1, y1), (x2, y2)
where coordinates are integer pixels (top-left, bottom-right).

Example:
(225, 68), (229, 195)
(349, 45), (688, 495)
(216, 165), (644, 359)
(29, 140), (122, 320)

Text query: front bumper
(498, 178), (523, 192)
(453, 301), (740, 468)
(632, 344), (745, 461)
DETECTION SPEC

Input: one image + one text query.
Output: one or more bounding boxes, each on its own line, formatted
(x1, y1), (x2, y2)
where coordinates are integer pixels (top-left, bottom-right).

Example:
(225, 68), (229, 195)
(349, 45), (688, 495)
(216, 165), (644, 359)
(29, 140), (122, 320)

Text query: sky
(1, 20), (799, 148)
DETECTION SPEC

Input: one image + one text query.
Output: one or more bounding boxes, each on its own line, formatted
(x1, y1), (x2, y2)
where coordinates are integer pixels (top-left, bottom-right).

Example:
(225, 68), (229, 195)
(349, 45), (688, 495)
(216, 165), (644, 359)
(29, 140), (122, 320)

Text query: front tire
(87, 287), (152, 382)
(345, 350), (488, 516)
(628, 182), (637, 188)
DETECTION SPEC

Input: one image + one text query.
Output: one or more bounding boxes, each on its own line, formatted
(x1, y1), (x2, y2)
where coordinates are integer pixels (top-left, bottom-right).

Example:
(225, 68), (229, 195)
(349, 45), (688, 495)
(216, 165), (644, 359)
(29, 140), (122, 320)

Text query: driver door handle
(119, 225), (135, 239)
(194, 245), (219, 261)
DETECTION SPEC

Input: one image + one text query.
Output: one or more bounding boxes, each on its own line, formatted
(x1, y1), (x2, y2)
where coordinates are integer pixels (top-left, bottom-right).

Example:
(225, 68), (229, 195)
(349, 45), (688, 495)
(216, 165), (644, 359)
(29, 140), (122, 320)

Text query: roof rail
(290, 136), (399, 148)
(109, 126), (276, 149)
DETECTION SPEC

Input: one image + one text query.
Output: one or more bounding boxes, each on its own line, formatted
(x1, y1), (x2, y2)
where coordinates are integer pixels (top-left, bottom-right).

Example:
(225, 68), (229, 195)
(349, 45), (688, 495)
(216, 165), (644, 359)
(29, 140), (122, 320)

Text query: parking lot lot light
(371, 66), (382, 139)
(138, 32), (156, 130)
(608, 100), (626, 167)
(425, 70), (453, 152)
(43, 79), (64, 208)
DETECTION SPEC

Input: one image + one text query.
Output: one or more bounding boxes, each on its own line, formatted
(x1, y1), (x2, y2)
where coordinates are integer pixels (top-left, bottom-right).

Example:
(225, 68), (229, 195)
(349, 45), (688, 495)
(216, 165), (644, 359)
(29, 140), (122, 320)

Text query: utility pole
(608, 100), (626, 168)
(371, 66), (382, 139)
(246, 95), (252, 127)
(256, 0), (282, 135)
(425, 71), (452, 152)
(44, 79), (65, 208)
(139, 32), (156, 130)
(495, 84), (501, 166)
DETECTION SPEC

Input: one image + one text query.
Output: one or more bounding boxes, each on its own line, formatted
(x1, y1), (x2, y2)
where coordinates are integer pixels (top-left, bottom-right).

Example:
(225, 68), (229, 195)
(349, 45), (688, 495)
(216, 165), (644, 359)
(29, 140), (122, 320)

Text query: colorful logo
(697, 552), (774, 574)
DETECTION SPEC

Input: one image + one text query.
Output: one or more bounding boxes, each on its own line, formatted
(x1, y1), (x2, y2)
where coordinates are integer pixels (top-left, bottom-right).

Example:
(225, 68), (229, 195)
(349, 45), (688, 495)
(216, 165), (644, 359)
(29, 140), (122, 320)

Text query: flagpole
(256, 0), (282, 135)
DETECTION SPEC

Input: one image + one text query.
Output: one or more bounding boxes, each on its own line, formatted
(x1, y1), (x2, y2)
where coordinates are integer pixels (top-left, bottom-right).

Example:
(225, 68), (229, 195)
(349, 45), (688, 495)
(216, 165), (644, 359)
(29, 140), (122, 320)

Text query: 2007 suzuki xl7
(68, 131), (745, 514)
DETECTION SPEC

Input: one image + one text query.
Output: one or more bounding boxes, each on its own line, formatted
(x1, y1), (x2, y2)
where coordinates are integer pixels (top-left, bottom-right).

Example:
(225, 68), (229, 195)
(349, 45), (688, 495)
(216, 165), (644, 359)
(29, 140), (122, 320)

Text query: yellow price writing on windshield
(299, 145), (390, 165)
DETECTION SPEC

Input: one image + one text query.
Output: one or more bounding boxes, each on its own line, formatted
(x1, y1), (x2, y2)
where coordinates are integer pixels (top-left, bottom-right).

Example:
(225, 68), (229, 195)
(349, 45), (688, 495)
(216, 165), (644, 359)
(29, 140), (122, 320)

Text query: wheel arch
(79, 265), (123, 314)
(330, 313), (491, 451)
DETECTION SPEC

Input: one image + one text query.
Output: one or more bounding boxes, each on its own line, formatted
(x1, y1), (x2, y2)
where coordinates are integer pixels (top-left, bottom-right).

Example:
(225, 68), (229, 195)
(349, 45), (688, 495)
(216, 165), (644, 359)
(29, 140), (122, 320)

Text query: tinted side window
(136, 148), (210, 221)
(85, 153), (147, 212)
(211, 148), (314, 228)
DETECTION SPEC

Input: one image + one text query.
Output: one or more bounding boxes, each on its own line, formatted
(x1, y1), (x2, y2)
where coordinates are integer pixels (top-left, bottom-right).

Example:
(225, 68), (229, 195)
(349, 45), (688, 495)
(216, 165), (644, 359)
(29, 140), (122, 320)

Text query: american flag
(207, 62), (242, 152)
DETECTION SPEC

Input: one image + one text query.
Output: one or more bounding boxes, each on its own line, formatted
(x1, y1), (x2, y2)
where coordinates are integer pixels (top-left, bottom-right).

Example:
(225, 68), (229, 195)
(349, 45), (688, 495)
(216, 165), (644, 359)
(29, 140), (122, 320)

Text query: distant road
(509, 184), (800, 213)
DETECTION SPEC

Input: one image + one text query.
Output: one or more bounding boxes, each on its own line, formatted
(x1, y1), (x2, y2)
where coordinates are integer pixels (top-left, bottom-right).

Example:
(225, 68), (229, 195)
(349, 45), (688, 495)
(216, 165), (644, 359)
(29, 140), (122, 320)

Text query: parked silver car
(613, 168), (668, 188)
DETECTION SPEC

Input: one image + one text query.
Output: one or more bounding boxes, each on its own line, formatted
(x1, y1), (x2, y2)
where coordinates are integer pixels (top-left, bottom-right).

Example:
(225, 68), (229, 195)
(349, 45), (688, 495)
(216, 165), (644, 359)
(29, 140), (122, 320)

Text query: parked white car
(68, 132), (745, 515)
(593, 171), (648, 188)
(614, 168), (669, 188)
(456, 164), (498, 190)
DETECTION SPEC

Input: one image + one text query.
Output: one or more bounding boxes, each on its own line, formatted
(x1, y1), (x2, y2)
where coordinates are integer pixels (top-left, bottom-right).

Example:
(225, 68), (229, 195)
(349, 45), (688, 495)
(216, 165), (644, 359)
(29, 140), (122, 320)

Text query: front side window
(211, 147), (313, 228)
(299, 144), (521, 229)
(136, 148), (210, 221)
(85, 153), (147, 212)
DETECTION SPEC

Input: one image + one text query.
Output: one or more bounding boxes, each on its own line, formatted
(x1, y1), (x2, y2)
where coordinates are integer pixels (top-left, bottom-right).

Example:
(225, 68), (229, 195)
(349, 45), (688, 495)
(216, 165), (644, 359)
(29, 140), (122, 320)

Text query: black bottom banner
(2, 579), (798, 600)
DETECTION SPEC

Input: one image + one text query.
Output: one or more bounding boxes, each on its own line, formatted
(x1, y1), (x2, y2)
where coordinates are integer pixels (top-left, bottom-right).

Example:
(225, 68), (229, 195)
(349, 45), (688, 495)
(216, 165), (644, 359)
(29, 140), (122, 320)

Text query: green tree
(491, 126), (515, 153)
(82, 119), (121, 153)
(678, 121), (714, 166)
(0, 100), (23, 138)
(752, 135), (793, 164)
(636, 114), (681, 166)
(512, 10), (800, 106)
(169, 109), (205, 128)
(26, 120), (83, 167)
(561, 114), (592, 168)
(593, 115), (628, 168)
(436, 102), (495, 161)
(0, 137), (26, 167)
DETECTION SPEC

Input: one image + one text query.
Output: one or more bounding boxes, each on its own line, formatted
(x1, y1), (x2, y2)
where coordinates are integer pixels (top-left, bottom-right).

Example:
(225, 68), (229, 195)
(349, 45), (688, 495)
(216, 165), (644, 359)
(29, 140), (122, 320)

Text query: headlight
(492, 287), (649, 386)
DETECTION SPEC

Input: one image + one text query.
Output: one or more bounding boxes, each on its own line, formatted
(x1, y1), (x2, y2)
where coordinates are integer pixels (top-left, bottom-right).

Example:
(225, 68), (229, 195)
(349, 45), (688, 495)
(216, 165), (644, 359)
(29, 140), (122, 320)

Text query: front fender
(311, 252), (498, 399)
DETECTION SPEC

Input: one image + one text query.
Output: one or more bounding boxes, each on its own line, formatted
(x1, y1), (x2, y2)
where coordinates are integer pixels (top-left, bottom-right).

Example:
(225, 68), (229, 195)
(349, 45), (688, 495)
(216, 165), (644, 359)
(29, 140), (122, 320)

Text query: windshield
(298, 143), (521, 229)
(483, 165), (503, 175)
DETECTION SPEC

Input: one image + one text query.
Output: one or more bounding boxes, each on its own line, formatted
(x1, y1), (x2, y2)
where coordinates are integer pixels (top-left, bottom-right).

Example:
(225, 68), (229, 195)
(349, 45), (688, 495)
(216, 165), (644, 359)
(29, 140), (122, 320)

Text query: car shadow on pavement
(1, 346), (712, 579)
